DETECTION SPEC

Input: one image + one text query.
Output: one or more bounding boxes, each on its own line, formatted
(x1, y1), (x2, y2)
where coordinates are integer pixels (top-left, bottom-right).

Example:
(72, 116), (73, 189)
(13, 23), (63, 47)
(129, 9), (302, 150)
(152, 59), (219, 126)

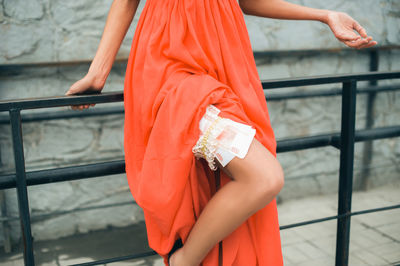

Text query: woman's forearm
(88, 0), (141, 85)
(239, 0), (330, 23)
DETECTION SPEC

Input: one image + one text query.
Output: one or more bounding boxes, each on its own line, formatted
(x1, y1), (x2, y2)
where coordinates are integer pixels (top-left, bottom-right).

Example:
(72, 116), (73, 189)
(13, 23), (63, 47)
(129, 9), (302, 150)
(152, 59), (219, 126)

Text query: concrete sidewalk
(278, 181), (400, 266)
(0, 181), (398, 266)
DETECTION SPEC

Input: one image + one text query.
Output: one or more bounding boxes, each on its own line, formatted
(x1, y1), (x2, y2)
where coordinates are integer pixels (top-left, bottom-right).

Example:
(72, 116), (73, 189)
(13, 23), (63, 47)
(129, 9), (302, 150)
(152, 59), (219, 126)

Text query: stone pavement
(278, 181), (400, 266)
(0, 181), (398, 266)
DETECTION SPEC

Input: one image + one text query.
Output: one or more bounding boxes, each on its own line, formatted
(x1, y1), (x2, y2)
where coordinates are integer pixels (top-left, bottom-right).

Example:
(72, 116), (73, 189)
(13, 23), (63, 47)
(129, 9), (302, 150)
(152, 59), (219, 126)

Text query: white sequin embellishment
(192, 105), (256, 171)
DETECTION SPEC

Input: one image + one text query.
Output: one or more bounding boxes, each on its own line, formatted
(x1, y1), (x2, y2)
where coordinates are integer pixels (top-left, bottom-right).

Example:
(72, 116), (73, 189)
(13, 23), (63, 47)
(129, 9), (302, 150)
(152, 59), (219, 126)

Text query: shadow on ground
(0, 221), (162, 265)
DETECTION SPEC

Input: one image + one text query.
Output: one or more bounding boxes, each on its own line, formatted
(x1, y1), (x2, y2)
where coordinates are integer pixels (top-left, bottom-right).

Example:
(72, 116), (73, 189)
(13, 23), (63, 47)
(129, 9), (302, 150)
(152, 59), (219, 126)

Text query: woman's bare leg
(170, 138), (284, 266)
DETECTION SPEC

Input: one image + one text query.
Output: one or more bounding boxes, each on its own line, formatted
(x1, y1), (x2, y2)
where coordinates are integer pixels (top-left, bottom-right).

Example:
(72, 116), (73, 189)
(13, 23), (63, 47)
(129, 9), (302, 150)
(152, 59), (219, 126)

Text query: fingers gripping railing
(0, 71), (399, 265)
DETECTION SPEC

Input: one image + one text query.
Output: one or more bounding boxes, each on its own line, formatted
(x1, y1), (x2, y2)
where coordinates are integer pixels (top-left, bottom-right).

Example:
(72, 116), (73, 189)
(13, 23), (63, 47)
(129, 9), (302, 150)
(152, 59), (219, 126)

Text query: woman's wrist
(87, 51), (116, 87)
(317, 9), (332, 24)
(85, 69), (108, 91)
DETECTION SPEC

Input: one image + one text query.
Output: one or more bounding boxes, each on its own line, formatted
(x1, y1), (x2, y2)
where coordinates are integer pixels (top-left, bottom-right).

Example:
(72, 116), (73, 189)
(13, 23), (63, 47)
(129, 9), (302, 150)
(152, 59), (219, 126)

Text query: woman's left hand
(325, 11), (377, 49)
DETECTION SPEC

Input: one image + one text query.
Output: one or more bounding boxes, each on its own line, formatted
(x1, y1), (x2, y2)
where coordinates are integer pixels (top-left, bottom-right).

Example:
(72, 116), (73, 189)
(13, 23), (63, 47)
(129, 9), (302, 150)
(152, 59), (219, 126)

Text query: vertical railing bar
(214, 169), (223, 266)
(0, 126), (12, 253)
(0, 191), (12, 253)
(9, 109), (35, 266)
(335, 80), (357, 266)
(358, 50), (379, 190)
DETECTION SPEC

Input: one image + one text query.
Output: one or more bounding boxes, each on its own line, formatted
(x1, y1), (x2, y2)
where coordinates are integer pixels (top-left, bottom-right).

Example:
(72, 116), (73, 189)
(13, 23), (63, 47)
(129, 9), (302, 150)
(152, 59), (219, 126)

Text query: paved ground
(0, 181), (398, 266)
(278, 181), (400, 266)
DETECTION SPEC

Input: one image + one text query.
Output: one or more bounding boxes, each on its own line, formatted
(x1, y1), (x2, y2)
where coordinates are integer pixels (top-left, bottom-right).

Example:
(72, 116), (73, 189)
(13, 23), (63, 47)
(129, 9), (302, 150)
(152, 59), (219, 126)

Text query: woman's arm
(239, 0), (329, 21)
(65, 0), (141, 109)
(239, 0), (377, 49)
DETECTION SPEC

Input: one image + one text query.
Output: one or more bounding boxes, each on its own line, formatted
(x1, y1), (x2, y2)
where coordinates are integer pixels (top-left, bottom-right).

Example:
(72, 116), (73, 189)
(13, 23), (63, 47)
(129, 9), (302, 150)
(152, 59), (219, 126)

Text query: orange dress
(123, 0), (283, 265)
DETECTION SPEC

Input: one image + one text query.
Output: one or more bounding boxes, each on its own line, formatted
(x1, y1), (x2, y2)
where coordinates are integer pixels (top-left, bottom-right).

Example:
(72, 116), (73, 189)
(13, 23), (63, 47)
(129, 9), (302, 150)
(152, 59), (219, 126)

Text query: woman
(65, 0), (376, 265)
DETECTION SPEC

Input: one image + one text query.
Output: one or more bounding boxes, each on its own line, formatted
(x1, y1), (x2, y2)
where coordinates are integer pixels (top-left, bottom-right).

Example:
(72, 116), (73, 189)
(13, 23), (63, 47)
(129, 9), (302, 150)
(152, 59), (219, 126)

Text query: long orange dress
(123, 0), (283, 265)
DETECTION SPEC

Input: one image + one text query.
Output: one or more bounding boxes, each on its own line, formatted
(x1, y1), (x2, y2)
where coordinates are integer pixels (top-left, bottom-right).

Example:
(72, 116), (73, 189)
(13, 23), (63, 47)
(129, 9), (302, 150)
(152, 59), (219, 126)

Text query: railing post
(214, 169), (223, 266)
(335, 80), (357, 266)
(358, 50), (379, 190)
(9, 109), (35, 266)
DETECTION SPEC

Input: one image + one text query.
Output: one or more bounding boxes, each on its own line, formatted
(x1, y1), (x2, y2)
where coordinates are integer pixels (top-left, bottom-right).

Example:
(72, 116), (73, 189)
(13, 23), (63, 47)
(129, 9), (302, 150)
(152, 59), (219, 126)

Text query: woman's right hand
(325, 11), (377, 49)
(65, 73), (105, 110)
(63, 0), (141, 110)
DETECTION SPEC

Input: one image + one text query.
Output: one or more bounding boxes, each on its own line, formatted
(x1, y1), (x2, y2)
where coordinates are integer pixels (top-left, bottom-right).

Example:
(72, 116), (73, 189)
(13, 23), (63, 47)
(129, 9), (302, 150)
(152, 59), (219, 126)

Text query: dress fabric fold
(123, 0), (283, 265)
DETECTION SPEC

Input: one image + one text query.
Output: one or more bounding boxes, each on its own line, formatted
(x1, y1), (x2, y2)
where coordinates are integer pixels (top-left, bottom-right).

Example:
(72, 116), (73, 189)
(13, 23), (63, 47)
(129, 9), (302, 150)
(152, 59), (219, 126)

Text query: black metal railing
(0, 70), (399, 266)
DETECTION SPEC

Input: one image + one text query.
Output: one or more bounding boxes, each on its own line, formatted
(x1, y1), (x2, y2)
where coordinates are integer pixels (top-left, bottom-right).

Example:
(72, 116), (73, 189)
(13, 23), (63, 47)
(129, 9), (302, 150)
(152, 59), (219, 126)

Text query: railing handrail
(1, 125), (399, 189)
(1, 45), (399, 68)
(261, 70), (400, 89)
(0, 91), (123, 112)
(1, 83), (399, 125)
(1, 70), (399, 111)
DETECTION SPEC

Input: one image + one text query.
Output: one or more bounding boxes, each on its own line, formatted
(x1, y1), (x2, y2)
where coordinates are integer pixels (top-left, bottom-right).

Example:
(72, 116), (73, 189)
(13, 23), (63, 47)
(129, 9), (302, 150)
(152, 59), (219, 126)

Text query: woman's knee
(261, 161), (284, 197)
(246, 156), (284, 202)
(223, 138), (285, 198)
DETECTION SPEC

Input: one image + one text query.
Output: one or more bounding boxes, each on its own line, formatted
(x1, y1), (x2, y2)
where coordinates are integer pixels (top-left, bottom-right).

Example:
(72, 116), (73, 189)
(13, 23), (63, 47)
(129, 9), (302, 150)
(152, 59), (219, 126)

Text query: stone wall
(1, 0), (399, 65)
(0, 0), (399, 249)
